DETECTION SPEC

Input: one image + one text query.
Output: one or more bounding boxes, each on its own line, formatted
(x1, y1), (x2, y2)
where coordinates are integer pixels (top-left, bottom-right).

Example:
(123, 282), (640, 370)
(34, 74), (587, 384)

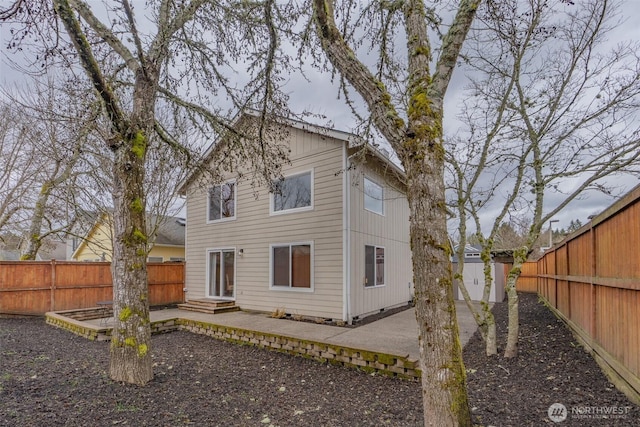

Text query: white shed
(452, 245), (505, 303)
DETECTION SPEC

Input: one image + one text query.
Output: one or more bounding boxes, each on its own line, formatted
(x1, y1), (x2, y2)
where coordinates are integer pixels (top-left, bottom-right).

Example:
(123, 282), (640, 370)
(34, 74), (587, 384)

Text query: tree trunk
(311, 0), (476, 422)
(454, 256), (497, 356)
(503, 249), (527, 358)
(480, 251), (498, 356)
(406, 154), (471, 426)
(484, 308), (497, 355)
(109, 134), (152, 385)
(20, 183), (48, 260)
(51, 0), (156, 386)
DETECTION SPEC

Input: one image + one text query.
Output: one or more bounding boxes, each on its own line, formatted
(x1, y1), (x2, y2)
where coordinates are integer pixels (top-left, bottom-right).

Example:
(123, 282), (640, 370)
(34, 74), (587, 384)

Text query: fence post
(537, 258), (542, 295)
(565, 244), (571, 319)
(553, 247), (557, 308)
(51, 259), (56, 311)
(590, 224), (597, 339)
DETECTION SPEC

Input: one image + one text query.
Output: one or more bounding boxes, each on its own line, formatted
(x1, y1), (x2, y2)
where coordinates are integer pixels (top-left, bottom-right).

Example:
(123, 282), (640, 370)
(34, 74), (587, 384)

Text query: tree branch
(67, 0), (138, 73)
(53, 0), (128, 142)
(431, 0), (481, 101)
(312, 0), (405, 148)
(148, 0), (207, 64)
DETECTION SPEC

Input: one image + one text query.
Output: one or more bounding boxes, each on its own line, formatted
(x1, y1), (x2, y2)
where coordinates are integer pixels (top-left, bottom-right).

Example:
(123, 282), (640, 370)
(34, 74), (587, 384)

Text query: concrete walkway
(87, 300), (483, 361)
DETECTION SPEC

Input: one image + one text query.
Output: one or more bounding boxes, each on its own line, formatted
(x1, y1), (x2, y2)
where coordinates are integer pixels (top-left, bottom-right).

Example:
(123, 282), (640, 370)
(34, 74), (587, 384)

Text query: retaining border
(45, 310), (421, 380)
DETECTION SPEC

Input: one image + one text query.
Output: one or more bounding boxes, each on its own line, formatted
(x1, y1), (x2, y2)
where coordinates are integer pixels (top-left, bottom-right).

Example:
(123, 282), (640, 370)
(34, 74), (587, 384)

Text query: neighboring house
(0, 234), (36, 260)
(66, 210), (101, 260)
(0, 232), (66, 261)
(452, 244), (506, 303)
(180, 111), (413, 323)
(35, 234), (67, 260)
(70, 213), (185, 262)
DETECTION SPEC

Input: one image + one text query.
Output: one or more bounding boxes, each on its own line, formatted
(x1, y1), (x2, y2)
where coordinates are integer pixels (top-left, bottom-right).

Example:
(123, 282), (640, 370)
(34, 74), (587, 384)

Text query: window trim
(206, 180), (237, 224)
(363, 176), (384, 216)
(364, 244), (386, 288)
(269, 241), (314, 292)
(269, 169), (314, 216)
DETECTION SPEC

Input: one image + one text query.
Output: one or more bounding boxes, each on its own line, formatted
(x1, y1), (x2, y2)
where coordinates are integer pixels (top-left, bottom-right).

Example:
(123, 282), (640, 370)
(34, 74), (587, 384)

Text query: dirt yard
(1, 293), (638, 426)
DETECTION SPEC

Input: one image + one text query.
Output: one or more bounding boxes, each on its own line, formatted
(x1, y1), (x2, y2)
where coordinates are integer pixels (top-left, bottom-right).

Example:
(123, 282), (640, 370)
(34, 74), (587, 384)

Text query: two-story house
(180, 111), (413, 323)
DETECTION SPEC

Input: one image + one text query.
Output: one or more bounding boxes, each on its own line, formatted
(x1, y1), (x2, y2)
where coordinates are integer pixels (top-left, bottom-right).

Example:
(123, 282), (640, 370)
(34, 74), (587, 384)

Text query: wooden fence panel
(594, 287), (640, 379)
(148, 263), (185, 306)
(536, 184), (640, 404)
(567, 232), (591, 277)
(55, 262), (112, 287)
(537, 258), (548, 300)
(595, 201), (640, 279)
(52, 262), (113, 311)
(516, 262), (538, 293)
(0, 262), (52, 314)
(0, 261), (185, 315)
(568, 281), (591, 334)
(542, 251), (556, 303)
(557, 280), (570, 314)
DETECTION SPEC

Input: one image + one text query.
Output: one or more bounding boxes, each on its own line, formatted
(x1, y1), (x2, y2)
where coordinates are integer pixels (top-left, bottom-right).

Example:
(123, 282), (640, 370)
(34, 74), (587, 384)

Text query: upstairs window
(271, 171), (313, 214)
(271, 171), (313, 213)
(208, 182), (236, 222)
(364, 177), (383, 215)
(365, 245), (385, 287)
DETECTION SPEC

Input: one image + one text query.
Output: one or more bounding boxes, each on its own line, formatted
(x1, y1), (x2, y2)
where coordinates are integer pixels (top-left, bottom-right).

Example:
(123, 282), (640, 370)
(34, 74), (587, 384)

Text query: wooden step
(183, 299), (236, 308)
(178, 299), (239, 314)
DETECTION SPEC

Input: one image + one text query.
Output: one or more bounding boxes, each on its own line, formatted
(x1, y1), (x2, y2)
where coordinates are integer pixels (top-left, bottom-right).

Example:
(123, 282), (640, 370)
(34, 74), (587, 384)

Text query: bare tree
(447, 0), (640, 357)
(2, 0), (294, 385)
(311, 1), (481, 424)
(1, 78), (101, 260)
(0, 101), (42, 234)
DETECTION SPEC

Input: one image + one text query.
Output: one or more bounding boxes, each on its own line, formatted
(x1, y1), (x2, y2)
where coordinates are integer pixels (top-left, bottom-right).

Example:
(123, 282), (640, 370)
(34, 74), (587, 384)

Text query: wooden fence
(512, 261), (538, 293)
(537, 184), (640, 404)
(0, 261), (185, 315)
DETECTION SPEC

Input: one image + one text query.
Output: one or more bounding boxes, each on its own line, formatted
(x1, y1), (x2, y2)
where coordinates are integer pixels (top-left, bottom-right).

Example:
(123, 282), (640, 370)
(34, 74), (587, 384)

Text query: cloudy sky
(1, 0), (639, 235)
(280, 0), (640, 233)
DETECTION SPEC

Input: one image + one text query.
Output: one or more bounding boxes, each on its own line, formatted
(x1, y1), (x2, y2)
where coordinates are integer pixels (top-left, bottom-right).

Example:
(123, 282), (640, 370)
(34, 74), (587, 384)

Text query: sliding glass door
(207, 249), (235, 299)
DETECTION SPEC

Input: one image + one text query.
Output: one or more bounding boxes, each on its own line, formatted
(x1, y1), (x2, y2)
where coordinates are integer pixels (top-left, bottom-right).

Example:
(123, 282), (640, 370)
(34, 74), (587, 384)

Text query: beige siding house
(182, 112), (413, 323)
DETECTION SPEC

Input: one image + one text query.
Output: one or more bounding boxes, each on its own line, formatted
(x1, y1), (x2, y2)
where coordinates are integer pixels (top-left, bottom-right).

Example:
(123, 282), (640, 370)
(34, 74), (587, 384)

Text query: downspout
(343, 145), (358, 324)
(181, 195), (188, 303)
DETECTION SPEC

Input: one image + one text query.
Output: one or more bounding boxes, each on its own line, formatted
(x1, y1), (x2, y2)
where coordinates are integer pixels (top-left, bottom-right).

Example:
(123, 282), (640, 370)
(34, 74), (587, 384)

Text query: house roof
(452, 244), (483, 264)
(151, 215), (185, 246)
(0, 249), (23, 261)
(68, 209), (104, 237)
(0, 233), (43, 260)
(451, 243), (518, 264)
(178, 109), (406, 194)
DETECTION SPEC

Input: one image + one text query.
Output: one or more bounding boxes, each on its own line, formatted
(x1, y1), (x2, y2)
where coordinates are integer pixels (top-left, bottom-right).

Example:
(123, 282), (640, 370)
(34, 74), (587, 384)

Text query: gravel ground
(1, 292), (638, 426)
(463, 293), (640, 426)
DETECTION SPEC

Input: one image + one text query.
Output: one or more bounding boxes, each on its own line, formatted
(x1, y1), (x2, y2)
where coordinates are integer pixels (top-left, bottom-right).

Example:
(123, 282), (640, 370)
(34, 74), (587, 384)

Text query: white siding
(185, 126), (344, 319)
(347, 161), (413, 319)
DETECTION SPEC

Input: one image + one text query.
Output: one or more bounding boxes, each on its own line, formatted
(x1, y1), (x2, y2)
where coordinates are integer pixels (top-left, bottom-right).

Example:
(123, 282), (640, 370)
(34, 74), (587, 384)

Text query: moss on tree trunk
(109, 133), (152, 385)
